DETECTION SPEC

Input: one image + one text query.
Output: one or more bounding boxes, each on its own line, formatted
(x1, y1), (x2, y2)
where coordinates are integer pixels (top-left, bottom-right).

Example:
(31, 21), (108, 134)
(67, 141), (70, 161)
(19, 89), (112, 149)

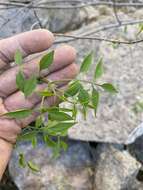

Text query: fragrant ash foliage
(5, 50), (117, 171)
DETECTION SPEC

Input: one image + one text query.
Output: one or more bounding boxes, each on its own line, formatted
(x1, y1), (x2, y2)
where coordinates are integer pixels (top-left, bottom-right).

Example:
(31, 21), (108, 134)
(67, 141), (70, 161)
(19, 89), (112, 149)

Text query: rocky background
(0, 0), (143, 189)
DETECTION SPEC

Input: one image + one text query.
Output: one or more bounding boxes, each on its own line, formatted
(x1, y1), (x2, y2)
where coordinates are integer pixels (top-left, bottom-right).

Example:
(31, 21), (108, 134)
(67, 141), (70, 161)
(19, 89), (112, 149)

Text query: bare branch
(1, 1), (143, 10)
(54, 33), (143, 45)
(113, 0), (122, 26)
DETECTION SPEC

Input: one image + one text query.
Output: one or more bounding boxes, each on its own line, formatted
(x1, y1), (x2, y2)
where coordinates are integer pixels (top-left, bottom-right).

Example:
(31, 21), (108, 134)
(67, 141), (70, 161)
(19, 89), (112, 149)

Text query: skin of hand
(0, 29), (78, 180)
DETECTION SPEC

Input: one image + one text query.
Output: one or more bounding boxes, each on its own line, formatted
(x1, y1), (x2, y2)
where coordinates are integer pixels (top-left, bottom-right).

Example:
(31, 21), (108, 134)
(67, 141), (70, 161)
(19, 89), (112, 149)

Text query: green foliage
(14, 49), (23, 65)
(16, 72), (37, 97)
(16, 71), (25, 92)
(43, 122), (76, 136)
(40, 51), (54, 71)
(18, 153), (26, 168)
(92, 88), (99, 116)
(17, 131), (37, 141)
(27, 161), (40, 172)
(19, 153), (40, 172)
(5, 109), (32, 119)
(137, 23), (143, 36)
(80, 52), (93, 73)
(3, 50), (118, 171)
(38, 90), (54, 97)
(23, 75), (37, 97)
(64, 80), (82, 97)
(94, 58), (104, 80)
(101, 83), (118, 93)
(48, 111), (73, 121)
(78, 87), (90, 106)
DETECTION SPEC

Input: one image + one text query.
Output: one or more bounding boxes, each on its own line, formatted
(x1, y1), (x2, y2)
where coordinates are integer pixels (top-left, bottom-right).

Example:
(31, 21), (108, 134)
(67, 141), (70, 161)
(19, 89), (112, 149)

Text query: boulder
(67, 18), (143, 144)
(93, 144), (142, 190)
(9, 140), (94, 190)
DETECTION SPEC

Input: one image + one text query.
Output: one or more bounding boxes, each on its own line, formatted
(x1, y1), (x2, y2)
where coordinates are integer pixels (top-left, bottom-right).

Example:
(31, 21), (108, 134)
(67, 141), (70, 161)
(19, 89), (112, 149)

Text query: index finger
(0, 29), (54, 69)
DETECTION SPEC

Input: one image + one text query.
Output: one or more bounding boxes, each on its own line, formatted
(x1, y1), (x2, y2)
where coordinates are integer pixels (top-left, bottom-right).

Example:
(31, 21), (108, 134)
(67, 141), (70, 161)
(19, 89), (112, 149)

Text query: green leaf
(94, 58), (103, 80)
(14, 50), (23, 65)
(137, 23), (143, 36)
(64, 81), (82, 97)
(5, 109), (32, 119)
(59, 108), (73, 112)
(72, 104), (77, 120)
(18, 153), (26, 168)
(82, 105), (87, 120)
(53, 144), (61, 159)
(44, 122), (76, 136)
(31, 136), (37, 148)
(35, 116), (43, 128)
(18, 131), (37, 142)
(27, 161), (39, 172)
(38, 90), (54, 97)
(43, 135), (56, 148)
(40, 51), (54, 71)
(60, 141), (68, 151)
(80, 52), (93, 73)
(48, 111), (73, 121)
(92, 88), (99, 116)
(101, 83), (118, 93)
(16, 71), (25, 92)
(78, 87), (90, 106)
(24, 75), (37, 97)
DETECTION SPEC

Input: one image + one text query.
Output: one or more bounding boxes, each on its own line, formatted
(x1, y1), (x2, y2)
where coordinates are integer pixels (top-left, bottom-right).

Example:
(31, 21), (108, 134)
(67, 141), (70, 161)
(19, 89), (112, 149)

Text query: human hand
(0, 29), (78, 179)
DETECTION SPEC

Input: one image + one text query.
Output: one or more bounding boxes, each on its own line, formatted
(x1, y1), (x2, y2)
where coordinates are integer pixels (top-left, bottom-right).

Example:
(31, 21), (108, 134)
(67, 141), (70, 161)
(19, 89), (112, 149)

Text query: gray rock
(93, 144), (141, 190)
(128, 134), (143, 164)
(67, 16), (143, 144)
(0, 0), (99, 37)
(9, 140), (94, 190)
(0, 8), (37, 38)
(34, 0), (85, 32)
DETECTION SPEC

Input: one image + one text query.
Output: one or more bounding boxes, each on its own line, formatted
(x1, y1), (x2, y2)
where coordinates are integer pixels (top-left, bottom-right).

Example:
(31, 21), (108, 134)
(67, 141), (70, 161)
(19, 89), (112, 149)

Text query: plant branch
(41, 77), (101, 87)
(1, 1), (143, 10)
(54, 33), (143, 44)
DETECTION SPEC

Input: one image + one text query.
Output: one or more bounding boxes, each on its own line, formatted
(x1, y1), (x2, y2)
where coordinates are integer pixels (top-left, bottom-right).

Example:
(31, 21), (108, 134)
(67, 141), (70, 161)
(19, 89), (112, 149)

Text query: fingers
(0, 29), (54, 66)
(0, 98), (21, 144)
(0, 119), (21, 144)
(4, 63), (79, 111)
(0, 45), (76, 98)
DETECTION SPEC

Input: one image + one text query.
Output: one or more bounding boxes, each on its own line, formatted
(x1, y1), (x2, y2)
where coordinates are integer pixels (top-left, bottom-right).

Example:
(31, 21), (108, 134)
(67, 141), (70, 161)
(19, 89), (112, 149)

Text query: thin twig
(54, 33), (143, 44)
(1, 1), (143, 10)
(42, 78), (101, 87)
(113, 0), (122, 26)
